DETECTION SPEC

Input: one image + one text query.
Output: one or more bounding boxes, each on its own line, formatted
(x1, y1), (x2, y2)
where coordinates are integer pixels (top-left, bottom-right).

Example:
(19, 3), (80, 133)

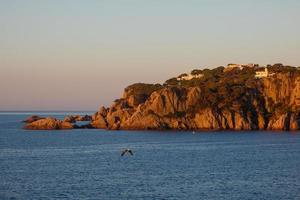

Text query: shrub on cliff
(125, 83), (163, 96)
(165, 78), (179, 86)
(269, 64), (298, 73)
(191, 69), (203, 75)
(178, 73), (188, 78)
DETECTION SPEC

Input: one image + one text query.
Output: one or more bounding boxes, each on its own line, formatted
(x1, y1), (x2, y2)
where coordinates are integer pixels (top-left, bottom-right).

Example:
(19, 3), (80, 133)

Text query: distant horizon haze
(1, 0), (300, 111)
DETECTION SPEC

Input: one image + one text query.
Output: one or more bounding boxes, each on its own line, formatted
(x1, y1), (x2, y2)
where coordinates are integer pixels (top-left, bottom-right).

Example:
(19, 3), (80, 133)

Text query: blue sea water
(0, 113), (300, 200)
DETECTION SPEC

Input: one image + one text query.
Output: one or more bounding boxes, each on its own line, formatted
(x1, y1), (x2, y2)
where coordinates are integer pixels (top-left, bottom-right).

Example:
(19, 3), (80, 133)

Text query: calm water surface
(0, 113), (300, 200)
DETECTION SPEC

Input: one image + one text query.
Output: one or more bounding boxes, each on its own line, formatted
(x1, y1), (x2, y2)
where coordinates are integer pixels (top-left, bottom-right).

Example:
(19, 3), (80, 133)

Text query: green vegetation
(268, 64), (299, 74)
(164, 77), (179, 86)
(165, 64), (299, 90)
(125, 83), (163, 96)
(191, 69), (202, 75)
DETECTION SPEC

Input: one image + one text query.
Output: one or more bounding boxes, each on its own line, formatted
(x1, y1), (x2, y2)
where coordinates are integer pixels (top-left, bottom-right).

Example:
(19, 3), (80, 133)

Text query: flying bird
(121, 148), (133, 156)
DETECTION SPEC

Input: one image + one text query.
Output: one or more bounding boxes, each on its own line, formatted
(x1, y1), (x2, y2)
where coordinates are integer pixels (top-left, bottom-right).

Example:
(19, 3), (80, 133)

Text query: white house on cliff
(224, 63), (257, 72)
(177, 73), (203, 81)
(255, 67), (275, 78)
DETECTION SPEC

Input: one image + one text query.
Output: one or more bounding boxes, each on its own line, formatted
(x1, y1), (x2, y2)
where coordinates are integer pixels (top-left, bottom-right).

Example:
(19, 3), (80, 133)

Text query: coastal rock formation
(88, 64), (300, 131)
(75, 115), (92, 121)
(22, 64), (300, 131)
(63, 115), (76, 123)
(24, 117), (74, 130)
(290, 113), (300, 130)
(63, 115), (92, 123)
(90, 106), (108, 128)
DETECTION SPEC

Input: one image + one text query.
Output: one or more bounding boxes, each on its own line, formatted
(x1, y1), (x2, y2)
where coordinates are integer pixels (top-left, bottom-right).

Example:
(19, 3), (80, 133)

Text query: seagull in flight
(121, 148), (133, 156)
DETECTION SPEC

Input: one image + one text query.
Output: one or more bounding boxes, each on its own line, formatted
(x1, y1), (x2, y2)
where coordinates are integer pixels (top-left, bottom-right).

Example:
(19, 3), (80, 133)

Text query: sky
(0, 0), (300, 111)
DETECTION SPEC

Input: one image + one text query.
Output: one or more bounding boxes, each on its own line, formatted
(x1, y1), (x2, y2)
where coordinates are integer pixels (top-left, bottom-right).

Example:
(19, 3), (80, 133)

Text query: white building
(227, 63), (243, 70)
(255, 68), (269, 78)
(225, 63), (257, 72)
(177, 73), (203, 81)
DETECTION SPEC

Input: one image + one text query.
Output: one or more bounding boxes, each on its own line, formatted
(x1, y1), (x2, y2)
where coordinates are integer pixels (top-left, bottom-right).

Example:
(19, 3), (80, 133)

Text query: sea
(0, 112), (300, 200)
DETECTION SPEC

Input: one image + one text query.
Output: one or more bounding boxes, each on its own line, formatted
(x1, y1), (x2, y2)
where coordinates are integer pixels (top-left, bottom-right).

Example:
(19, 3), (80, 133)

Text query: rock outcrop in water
(23, 64), (300, 131)
(24, 114), (92, 130)
(24, 117), (74, 130)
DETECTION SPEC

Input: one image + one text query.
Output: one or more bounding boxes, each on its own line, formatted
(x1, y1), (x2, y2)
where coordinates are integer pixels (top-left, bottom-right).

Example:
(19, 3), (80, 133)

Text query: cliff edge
(91, 63), (300, 131)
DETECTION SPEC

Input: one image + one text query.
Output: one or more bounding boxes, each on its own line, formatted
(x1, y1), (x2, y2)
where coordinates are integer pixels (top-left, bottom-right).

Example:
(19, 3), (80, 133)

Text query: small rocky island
(23, 115), (92, 130)
(23, 63), (300, 131)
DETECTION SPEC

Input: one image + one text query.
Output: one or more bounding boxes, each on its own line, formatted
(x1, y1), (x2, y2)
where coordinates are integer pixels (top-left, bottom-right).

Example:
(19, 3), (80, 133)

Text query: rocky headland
(23, 63), (300, 131)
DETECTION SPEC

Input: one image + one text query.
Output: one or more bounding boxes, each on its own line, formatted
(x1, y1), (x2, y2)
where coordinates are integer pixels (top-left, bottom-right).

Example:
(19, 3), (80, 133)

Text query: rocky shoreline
(23, 64), (300, 131)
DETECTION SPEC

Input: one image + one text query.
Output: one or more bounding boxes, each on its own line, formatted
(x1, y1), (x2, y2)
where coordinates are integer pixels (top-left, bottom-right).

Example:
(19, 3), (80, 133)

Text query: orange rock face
(24, 117), (73, 130)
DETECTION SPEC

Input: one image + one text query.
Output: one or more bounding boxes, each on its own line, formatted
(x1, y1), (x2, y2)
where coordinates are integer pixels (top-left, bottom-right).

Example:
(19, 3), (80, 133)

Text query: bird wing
(121, 151), (126, 156)
(128, 150), (133, 155)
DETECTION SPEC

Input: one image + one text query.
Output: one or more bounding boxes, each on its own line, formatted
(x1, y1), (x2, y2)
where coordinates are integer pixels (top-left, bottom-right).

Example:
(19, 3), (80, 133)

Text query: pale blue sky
(0, 0), (300, 111)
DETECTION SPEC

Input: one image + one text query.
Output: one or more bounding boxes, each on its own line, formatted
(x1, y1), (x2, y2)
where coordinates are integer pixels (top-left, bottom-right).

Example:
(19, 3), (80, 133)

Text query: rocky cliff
(91, 64), (300, 131)
(23, 64), (300, 131)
